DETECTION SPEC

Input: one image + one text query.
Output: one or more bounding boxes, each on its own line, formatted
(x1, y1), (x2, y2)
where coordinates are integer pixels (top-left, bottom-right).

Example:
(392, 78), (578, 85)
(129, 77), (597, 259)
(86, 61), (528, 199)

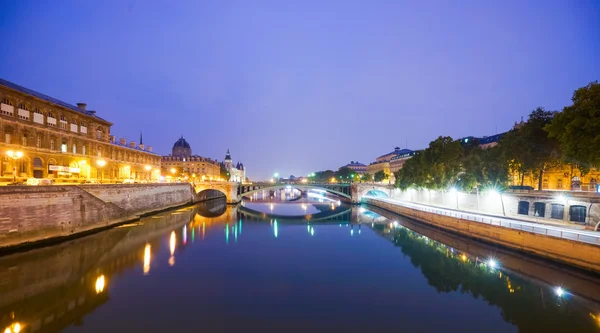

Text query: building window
(82, 145), (86, 155)
(533, 202), (545, 217)
(50, 139), (55, 150)
(517, 201), (529, 215)
(61, 142), (67, 153)
(21, 135), (27, 146)
(59, 115), (67, 129)
(5, 133), (11, 144)
(557, 179), (563, 190)
(47, 112), (56, 127)
(1, 98), (14, 116)
(569, 205), (586, 223)
(551, 204), (564, 220)
(72, 144), (77, 154)
(37, 136), (42, 148)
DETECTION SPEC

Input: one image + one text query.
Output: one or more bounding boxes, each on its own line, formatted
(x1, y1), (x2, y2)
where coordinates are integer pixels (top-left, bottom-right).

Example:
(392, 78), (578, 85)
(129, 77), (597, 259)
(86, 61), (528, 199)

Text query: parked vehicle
(122, 179), (135, 184)
(26, 178), (54, 186)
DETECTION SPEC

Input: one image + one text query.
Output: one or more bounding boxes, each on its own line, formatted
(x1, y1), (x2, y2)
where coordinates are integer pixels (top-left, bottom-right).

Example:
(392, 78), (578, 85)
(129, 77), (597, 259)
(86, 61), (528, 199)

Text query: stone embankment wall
(364, 197), (600, 273)
(0, 184), (221, 250)
(389, 189), (600, 228)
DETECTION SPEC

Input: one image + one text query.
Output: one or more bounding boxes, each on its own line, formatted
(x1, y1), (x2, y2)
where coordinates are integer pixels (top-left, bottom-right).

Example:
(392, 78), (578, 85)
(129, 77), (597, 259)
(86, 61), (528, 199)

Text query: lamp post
(145, 165), (151, 181)
(96, 159), (106, 183)
(6, 150), (24, 183)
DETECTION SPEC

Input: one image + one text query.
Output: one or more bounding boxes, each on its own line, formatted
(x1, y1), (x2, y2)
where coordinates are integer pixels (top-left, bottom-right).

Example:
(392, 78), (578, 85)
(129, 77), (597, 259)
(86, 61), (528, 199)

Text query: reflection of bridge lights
(274, 220), (278, 238)
(183, 225), (187, 245)
(95, 275), (106, 294)
(270, 203), (274, 212)
(225, 224), (230, 244)
(311, 227), (315, 236)
(143, 244), (151, 275)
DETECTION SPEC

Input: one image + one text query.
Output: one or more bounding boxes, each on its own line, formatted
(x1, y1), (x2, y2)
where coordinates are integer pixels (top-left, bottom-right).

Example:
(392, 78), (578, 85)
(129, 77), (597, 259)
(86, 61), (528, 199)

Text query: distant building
(223, 149), (246, 182)
(458, 133), (506, 149)
(344, 161), (367, 174)
(390, 150), (416, 173)
(368, 147), (414, 181)
(161, 137), (221, 180)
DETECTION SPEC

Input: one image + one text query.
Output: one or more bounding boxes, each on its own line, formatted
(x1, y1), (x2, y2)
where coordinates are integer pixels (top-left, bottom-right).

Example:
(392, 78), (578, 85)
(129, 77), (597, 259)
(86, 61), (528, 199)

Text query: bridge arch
(193, 181), (239, 204)
(238, 184), (351, 201)
(357, 185), (393, 201)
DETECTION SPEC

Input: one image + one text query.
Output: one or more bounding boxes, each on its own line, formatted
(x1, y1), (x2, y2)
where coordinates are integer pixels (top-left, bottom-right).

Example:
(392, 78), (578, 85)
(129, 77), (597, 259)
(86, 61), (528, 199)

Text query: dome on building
(173, 136), (191, 149)
(172, 136), (192, 157)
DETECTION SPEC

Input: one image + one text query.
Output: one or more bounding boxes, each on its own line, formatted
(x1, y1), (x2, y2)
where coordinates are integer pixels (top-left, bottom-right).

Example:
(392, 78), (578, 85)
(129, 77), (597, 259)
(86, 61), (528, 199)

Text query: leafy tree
(220, 164), (229, 181)
(313, 170), (335, 183)
(501, 108), (560, 189)
(335, 166), (352, 182)
(546, 81), (600, 173)
(374, 170), (389, 183)
(361, 173), (372, 183)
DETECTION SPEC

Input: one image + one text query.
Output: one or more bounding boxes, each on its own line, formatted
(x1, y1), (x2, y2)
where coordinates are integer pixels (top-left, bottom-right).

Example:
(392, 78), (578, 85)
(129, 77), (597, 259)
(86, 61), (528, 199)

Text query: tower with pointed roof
(222, 149), (246, 182)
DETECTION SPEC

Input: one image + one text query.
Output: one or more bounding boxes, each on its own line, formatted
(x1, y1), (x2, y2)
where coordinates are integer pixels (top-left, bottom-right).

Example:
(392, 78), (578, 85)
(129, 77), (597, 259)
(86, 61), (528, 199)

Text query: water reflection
(0, 200), (599, 332)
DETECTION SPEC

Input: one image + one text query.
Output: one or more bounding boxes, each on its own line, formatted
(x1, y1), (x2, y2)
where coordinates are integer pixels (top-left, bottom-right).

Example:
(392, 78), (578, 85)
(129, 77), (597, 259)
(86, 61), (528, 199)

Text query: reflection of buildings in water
(366, 206), (600, 332)
(0, 199), (228, 333)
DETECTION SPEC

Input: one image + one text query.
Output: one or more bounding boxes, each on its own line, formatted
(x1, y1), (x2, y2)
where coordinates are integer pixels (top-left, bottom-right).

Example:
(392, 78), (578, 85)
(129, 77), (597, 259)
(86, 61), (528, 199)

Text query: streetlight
(6, 150), (23, 183)
(145, 165), (151, 181)
(96, 159), (106, 182)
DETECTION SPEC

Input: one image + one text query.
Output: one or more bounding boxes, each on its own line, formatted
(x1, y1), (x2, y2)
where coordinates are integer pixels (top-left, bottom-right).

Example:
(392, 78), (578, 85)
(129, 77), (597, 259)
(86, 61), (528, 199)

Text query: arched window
(59, 115), (67, 129)
(1, 98), (12, 105)
(33, 108), (44, 124)
(18, 103), (28, 110)
(33, 157), (43, 168)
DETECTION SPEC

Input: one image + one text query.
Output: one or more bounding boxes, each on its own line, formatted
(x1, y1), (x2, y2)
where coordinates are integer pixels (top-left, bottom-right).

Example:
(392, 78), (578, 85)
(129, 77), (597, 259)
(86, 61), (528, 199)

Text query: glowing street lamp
(6, 150), (23, 183)
(144, 165), (152, 181)
(96, 159), (106, 182)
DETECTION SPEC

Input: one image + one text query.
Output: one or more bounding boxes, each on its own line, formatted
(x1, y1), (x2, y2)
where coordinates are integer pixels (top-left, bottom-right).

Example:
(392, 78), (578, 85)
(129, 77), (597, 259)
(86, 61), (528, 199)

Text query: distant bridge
(192, 181), (394, 204)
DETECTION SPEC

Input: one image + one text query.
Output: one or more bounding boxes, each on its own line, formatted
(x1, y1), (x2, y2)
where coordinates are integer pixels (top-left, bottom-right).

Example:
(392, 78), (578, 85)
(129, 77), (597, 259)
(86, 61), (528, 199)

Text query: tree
(546, 81), (600, 173)
(501, 108), (560, 190)
(313, 170), (335, 183)
(361, 173), (372, 183)
(220, 164), (229, 181)
(374, 170), (388, 183)
(335, 166), (353, 182)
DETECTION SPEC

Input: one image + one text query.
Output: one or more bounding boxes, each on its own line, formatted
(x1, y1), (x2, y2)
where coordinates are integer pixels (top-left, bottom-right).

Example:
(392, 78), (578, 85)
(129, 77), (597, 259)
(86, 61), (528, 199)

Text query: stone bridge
(193, 181), (394, 204)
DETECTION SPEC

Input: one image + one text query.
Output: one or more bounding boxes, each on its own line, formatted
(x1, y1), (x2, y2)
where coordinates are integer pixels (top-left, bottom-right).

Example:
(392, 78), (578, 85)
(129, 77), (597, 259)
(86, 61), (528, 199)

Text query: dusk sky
(1, 1), (599, 180)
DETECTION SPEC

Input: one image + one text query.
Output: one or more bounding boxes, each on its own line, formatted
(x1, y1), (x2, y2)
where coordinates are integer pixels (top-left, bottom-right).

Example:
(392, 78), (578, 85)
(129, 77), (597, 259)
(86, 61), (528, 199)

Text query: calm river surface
(1, 197), (600, 332)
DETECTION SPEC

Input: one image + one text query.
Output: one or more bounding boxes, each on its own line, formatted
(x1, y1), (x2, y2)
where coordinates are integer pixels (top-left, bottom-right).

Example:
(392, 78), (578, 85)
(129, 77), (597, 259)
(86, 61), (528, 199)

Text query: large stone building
(161, 137), (222, 181)
(367, 147), (414, 179)
(344, 161), (367, 174)
(223, 149), (246, 182)
(0, 79), (161, 183)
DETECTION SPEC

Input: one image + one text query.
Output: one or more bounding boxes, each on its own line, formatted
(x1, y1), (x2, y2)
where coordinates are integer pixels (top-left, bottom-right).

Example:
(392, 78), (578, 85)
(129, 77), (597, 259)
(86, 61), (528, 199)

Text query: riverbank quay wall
(363, 197), (600, 273)
(0, 183), (222, 250)
(388, 189), (600, 228)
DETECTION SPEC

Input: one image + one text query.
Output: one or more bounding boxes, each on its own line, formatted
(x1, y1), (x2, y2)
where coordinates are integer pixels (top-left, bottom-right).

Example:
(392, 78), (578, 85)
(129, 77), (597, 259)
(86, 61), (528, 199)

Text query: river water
(1, 197), (599, 333)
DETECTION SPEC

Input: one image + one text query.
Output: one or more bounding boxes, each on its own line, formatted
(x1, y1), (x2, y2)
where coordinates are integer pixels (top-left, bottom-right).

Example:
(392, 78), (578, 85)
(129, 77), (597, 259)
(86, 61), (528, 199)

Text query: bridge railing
(366, 197), (600, 246)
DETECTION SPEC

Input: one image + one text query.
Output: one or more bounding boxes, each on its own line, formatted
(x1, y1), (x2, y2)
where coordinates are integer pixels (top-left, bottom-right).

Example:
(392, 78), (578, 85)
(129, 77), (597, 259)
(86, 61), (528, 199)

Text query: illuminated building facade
(161, 137), (221, 181)
(0, 79), (161, 183)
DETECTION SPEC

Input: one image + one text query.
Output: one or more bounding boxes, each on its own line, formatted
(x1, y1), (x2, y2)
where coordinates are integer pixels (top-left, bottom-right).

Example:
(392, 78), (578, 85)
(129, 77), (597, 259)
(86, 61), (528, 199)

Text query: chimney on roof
(129, 141), (136, 148)
(146, 146), (152, 152)
(109, 135), (116, 143)
(76, 103), (87, 111)
(120, 137), (127, 145)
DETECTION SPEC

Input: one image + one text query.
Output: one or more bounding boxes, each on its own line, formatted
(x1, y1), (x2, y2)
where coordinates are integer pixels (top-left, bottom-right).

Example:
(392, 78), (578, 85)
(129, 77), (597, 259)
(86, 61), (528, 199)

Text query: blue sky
(1, 0), (599, 180)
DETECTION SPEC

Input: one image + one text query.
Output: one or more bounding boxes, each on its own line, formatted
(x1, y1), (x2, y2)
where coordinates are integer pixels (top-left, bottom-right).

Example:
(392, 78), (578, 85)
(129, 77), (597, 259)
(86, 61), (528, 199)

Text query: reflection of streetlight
(95, 275), (105, 294)
(6, 150), (23, 183)
(96, 159), (106, 182)
(143, 243), (151, 275)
